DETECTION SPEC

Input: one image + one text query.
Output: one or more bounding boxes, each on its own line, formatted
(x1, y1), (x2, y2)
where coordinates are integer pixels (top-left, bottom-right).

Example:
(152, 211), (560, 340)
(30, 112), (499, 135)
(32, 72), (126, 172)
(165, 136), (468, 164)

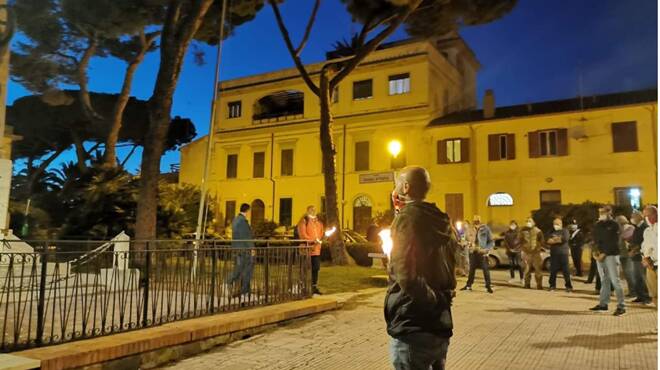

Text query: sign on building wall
(359, 172), (394, 184)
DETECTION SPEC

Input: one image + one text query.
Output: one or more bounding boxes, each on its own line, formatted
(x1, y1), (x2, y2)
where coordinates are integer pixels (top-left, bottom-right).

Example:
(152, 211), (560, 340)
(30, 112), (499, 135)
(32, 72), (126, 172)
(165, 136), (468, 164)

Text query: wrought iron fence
(0, 239), (312, 352)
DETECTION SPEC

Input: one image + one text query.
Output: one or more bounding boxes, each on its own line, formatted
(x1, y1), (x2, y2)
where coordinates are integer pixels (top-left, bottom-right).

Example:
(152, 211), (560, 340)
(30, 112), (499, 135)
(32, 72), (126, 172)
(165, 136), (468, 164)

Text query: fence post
(264, 241), (269, 304)
(210, 241), (217, 313)
(142, 244), (151, 327)
(36, 242), (48, 346)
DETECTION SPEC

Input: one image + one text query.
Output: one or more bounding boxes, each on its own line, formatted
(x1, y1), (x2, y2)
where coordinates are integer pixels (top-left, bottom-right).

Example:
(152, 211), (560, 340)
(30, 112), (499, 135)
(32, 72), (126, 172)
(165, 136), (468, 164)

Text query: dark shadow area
(486, 307), (589, 316)
(531, 332), (657, 350)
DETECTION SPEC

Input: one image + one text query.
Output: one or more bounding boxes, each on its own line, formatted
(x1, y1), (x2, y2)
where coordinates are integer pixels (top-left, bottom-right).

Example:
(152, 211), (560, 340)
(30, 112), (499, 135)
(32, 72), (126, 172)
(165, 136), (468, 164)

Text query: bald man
(385, 166), (457, 370)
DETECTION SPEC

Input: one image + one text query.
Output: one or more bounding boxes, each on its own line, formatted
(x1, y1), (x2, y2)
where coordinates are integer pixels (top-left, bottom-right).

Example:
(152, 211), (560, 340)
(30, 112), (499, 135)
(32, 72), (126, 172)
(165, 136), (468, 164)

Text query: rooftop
(429, 88), (658, 126)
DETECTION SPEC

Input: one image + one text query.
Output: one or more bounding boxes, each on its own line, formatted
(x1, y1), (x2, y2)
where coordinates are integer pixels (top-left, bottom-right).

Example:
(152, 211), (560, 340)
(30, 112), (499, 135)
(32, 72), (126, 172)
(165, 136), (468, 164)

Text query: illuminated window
(614, 187), (642, 210)
(488, 192), (514, 207)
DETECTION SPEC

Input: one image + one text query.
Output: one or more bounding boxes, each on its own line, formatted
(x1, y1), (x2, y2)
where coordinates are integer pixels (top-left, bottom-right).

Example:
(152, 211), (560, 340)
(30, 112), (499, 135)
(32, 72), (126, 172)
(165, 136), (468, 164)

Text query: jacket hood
(403, 201), (445, 223)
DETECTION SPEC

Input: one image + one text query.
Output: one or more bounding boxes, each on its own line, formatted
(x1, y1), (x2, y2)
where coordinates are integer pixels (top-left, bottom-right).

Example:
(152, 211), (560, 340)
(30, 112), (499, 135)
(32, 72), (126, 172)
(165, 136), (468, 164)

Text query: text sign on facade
(359, 172), (394, 184)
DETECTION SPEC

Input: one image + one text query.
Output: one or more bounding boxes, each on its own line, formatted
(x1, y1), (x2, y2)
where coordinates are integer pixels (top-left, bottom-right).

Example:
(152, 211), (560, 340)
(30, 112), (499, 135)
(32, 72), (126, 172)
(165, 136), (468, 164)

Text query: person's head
(394, 166), (431, 202)
(568, 220), (578, 231)
(598, 206), (612, 221)
(631, 210), (644, 225)
(306, 205), (317, 218)
(553, 218), (563, 231)
(472, 215), (482, 227)
(525, 217), (535, 228)
(240, 203), (250, 215)
(509, 220), (518, 230)
(644, 205), (658, 225)
(615, 215), (629, 226)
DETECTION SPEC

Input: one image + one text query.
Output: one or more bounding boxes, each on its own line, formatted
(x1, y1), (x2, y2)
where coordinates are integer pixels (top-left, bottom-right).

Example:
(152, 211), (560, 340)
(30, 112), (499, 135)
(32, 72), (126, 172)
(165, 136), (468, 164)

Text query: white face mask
(526, 222), (533, 228)
(510, 225), (517, 230)
(553, 225), (562, 231)
(598, 215), (607, 221)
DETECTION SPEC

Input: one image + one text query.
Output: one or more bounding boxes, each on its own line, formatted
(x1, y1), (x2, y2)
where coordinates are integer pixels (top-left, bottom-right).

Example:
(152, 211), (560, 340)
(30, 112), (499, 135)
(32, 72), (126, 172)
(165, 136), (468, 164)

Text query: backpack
(293, 217), (308, 240)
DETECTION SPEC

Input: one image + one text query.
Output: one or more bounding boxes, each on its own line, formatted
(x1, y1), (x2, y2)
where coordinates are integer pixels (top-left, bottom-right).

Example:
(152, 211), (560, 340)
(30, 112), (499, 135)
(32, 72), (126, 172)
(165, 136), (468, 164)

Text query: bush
(253, 220), (279, 238)
(320, 241), (382, 266)
(532, 201), (635, 238)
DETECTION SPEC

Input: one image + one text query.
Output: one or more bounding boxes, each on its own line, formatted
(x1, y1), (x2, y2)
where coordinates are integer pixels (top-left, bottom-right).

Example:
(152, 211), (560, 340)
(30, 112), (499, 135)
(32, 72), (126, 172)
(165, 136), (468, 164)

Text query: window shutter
(557, 128), (568, 156)
(506, 134), (516, 160)
(488, 134), (499, 161)
(612, 121), (638, 152)
(528, 131), (540, 158)
(437, 140), (447, 164)
(460, 138), (470, 163)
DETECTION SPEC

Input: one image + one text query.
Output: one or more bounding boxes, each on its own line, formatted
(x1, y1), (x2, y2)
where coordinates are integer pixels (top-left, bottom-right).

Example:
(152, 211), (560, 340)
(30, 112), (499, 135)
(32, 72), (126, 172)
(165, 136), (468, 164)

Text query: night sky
(7, 0), (658, 173)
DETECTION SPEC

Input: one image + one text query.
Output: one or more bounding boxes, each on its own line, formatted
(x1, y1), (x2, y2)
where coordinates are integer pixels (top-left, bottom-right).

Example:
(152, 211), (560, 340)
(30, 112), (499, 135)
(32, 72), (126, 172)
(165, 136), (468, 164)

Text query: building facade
(180, 37), (658, 234)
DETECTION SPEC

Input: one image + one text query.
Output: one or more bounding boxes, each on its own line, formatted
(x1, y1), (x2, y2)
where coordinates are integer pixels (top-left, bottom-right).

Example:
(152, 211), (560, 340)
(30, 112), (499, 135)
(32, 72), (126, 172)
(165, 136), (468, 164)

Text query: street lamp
(388, 140), (402, 159)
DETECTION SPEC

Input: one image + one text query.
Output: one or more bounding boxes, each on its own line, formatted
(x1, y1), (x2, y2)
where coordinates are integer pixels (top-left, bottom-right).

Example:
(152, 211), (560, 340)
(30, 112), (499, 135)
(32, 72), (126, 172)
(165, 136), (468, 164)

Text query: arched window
(253, 90), (304, 122)
(352, 195), (373, 235)
(251, 199), (265, 225)
(487, 192), (514, 207)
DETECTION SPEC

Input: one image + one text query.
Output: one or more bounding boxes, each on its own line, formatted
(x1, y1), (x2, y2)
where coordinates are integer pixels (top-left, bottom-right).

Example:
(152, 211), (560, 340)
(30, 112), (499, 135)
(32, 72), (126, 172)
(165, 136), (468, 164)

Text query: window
(228, 101), (241, 118)
(612, 121), (638, 152)
(614, 187), (642, 209)
(437, 138), (469, 164)
(355, 141), (370, 171)
(226, 154), (238, 179)
(488, 134), (515, 161)
(253, 152), (265, 178)
(353, 79), (373, 100)
(488, 193), (514, 207)
(225, 201), (236, 226)
(279, 198), (293, 226)
(281, 149), (293, 176)
(529, 129), (567, 158)
(389, 73), (410, 95)
(540, 190), (561, 207)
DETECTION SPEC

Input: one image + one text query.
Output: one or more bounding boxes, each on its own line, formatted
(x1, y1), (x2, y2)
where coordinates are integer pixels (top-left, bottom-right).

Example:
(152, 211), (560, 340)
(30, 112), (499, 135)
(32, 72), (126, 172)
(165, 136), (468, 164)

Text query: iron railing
(0, 239), (312, 352)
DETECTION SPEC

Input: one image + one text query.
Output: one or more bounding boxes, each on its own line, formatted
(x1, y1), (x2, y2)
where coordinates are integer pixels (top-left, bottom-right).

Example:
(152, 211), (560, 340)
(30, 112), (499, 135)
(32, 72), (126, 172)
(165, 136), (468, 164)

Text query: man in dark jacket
(590, 206), (626, 316)
(568, 220), (585, 276)
(547, 218), (573, 292)
(629, 211), (651, 304)
(385, 166), (457, 370)
(228, 203), (255, 299)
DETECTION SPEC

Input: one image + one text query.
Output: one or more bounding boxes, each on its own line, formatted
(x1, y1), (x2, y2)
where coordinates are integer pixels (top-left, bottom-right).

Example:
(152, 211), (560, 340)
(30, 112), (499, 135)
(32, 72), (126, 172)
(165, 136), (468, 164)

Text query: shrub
(532, 201), (635, 238)
(320, 241), (381, 266)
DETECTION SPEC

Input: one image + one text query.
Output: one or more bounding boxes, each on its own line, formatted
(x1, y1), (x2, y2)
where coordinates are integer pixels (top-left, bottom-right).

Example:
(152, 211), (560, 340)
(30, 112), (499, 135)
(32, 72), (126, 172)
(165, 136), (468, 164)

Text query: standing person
(629, 211), (651, 304)
(590, 206), (626, 316)
(386, 166), (456, 370)
(520, 217), (544, 289)
(504, 220), (523, 285)
(546, 218), (573, 292)
(297, 205), (324, 295)
(228, 203), (255, 299)
(616, 215), (636, 297)
(585, 242), (603, 293)
(568, 220), (585, 277)
(461, 215), (494, 293)
(641, 205), (658, 307)
(453, 221), (469, 277)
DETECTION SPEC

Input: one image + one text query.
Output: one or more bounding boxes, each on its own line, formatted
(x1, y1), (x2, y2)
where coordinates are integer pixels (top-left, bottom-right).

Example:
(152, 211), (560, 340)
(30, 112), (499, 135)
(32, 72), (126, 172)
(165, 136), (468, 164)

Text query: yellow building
(180, 37), (658, 234)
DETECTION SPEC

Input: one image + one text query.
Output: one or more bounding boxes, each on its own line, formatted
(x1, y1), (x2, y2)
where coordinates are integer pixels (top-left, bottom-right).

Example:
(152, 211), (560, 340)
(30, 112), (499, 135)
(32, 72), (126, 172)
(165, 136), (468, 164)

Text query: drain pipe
(341, 123), (346, 229)
(270, 133), (276, 220)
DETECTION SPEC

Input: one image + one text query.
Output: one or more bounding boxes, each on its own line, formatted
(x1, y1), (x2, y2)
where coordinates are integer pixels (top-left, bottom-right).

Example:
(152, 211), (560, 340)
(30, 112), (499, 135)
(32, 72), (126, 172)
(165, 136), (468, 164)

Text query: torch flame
(379, 229), (393, 258)
(455, 221), (463, 232)
(324, 226), (337, 238)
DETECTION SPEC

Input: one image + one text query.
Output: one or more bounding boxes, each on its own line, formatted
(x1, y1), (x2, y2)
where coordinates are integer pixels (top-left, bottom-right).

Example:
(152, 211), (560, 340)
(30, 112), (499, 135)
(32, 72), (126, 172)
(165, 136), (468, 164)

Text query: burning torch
(378, 228), (393, 259)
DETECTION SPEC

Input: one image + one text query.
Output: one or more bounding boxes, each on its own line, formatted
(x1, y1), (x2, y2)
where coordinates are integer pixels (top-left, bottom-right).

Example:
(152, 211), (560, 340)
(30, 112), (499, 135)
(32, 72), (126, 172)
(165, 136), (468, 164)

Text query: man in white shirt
(642, 205), (658, 307)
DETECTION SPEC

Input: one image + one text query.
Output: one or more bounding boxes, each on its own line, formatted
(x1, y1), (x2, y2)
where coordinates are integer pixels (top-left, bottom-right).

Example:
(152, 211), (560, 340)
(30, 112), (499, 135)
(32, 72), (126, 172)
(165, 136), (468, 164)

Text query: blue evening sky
(7, 0), (658, 173)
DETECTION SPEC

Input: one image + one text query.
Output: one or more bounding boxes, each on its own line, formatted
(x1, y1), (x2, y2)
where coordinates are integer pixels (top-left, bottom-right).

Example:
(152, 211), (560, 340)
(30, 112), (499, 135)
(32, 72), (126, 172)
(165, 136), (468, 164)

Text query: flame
(455, 221), (463, 232)
(324, 226), (337, 238)
(379, 229), (393, 258)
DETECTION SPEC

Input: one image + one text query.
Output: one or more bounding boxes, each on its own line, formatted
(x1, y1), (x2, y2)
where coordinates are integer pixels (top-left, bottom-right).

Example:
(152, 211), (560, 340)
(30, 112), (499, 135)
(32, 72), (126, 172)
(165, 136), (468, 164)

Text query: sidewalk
(161, 270), (658, 370)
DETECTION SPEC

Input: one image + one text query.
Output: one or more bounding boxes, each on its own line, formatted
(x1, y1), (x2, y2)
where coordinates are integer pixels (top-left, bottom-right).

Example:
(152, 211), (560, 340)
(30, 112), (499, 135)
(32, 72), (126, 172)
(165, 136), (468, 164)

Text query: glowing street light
(388, 140), (402, 158)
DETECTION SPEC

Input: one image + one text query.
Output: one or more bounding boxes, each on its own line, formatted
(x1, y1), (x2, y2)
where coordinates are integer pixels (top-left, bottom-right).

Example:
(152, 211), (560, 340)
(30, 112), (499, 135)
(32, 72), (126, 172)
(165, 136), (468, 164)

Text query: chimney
(483, 89), (495, 119)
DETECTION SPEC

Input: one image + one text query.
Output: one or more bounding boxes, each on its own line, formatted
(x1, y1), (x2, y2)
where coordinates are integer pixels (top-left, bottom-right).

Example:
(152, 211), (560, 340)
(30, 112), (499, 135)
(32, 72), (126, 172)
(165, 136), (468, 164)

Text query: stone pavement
(161, 270), (658, 370)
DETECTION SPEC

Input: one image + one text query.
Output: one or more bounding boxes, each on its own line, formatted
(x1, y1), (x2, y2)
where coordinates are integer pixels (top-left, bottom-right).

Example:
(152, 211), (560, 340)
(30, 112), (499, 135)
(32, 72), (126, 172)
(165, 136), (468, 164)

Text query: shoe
(507, 278), (517, 284)
(631, 297), (645, 303)
(548, 287), (556, 292)
(460, 286), (472, 291)
(524, 284), (531, 289)
(312, 287), (322, 295)
(642, 300), (653, 305)
(613, 307), (626, 316)
(486, 287), (494, 294)
(565, 288), (573, 293)
(589, 304), (608, 312)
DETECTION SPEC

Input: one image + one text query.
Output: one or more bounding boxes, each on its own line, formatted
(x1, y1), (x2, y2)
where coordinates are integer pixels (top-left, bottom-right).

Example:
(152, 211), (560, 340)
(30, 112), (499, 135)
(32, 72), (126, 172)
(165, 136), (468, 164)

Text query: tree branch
(330, 0), (423, 89)
(294, 0), (320, 56)
(120, 144), (138, 167)
(77, 36), (102, 120)
(269, 0), (320, 96)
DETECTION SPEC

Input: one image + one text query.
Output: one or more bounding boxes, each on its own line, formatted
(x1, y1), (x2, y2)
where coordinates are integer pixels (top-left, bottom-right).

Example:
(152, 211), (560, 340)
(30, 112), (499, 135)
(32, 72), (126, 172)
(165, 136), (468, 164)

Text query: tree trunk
(134, 0), (214, 245)
(319, 68), (350, 265)
(77, 37), (100, 121)
(71, 130), (88, 173)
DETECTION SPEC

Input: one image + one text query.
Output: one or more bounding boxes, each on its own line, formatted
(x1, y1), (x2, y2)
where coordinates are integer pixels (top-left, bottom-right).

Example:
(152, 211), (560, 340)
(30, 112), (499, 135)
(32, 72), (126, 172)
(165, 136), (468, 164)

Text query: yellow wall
(180, 38), (657, 234)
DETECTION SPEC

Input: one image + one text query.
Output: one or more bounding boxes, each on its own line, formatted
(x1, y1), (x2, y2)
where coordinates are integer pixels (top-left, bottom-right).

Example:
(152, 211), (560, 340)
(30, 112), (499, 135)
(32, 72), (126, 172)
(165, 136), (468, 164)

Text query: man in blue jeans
(229, 203), (255, 299)
(385, 166), (457, 370)
(590, 206), (626, 316)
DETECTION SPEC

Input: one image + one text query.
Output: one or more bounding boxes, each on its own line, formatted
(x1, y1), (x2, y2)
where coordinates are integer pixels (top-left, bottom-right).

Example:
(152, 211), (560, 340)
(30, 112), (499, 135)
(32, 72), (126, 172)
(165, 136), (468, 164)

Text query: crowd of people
(452, 204), (658, 317)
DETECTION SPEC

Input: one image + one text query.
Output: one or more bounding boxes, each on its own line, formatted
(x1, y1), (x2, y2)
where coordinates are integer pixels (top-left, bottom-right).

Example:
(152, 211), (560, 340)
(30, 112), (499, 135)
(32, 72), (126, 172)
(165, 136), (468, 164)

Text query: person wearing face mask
(568, 220), (584, 277)
(590, 206), (626, 316)
(520, 218), (545, 289)
(461, 215), (494, 293)
(628, 211), (651, 304)
(546, 218), (573, 292)
(297, 205), (324, 295)
(385, 166), (457, 370)
(641, 205), (658, 307)
(503, 220), (523, 285)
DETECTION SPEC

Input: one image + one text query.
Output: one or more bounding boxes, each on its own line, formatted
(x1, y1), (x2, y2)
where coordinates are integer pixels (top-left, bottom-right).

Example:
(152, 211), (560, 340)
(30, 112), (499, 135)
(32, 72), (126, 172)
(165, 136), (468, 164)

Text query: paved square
(161, 270), (658, 369)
